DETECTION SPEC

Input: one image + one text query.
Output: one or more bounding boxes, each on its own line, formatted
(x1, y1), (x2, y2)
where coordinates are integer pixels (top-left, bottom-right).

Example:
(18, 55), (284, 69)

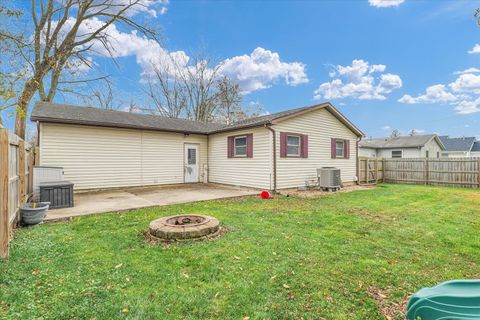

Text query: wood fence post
(18, 141), (25, 204)
(425, 158), (429, 186)
(0, 128), (9, 258)
(29, 147), (35, 196)
(382, 158), (386, 183)
(365, 158), (370, 184)
(478, 158), (480, 189)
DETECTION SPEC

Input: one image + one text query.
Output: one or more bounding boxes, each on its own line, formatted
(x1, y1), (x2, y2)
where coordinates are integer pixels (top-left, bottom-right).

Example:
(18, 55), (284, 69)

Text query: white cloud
(412, 128), (425, 133)
(368, 0), (405, 8)
(219, 47), (308, 93)
(382, 125), (391, 130)
(99, 0), (169, 17)
(449, 73), (480, 93)
(454, 67), (480, 75)
(313, 59), (402, 100)
(468, 44), (480, 54)
(453, 98), (480, 114)
(159, 6), (168, 15)
(399, 71), (480, 114)
(398, 84), (457, 104)
(69, 18), (308, 94)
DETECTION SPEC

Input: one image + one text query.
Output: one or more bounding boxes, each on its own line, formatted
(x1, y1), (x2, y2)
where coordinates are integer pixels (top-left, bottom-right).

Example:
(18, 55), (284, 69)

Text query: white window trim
(233, 135), (247, 158)
(391, 150), (403, 158)
(335, 139), (345, 159)
(286, 134), (301, 157)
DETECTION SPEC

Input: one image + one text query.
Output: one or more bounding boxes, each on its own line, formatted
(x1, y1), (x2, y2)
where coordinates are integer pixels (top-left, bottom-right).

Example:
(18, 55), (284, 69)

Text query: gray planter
(20, 202), (50, 225)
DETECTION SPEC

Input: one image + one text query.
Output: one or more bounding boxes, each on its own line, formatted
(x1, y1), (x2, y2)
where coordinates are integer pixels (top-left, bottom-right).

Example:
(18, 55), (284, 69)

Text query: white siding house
(208, 127), (273, 190)
(32, 101), (364, 191)
(273, 108), (358, 189)
(359, 134), (445, 159)
(39, 123), (208, 190)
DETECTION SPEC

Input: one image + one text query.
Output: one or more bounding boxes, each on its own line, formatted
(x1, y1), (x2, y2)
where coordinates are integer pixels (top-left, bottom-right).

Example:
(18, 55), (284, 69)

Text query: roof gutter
(265, 123), (277, 192)
(31, 117), (209, 136)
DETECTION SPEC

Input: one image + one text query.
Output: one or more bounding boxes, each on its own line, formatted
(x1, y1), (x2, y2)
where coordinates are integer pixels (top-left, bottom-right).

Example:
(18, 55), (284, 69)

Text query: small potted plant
(20, 202), (50, 225)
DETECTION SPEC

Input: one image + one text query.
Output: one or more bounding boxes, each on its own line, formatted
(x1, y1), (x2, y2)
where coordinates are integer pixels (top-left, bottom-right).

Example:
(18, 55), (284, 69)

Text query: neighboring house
(472, 141), (480, 157)
(31, 101), (364, 191)
(438, 136), (477, 158)
(359, 134), (445, 158)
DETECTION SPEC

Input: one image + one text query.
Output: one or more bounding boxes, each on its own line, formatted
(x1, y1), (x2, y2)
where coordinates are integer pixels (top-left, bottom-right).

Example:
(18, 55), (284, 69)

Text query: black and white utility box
(39, 181), (74, 209)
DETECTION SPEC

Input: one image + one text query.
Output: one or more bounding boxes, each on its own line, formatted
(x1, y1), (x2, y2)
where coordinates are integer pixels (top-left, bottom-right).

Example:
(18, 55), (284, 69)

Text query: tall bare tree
(215, 76), (242, 124)
(390, 129), (401, 138)
(0, 4), (25, 126)
(146, 52), (222, 122)
(79, 78), (116, 110)
(147, 62), (188, 118)
(0, 0), (159, 138)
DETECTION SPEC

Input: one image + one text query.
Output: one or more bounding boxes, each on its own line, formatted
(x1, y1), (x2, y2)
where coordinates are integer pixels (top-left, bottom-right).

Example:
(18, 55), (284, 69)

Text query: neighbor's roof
(438, 136), (476, 152)
(31, 101), (364, 136)
(359, 134), (444, 149)
(471, 141), (480, 152)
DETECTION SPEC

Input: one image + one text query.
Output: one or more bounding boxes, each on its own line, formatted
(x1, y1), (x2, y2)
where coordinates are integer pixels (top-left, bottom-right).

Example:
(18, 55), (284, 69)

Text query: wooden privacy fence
(1, 126), (34, 258)
(359, 157), (480, 188)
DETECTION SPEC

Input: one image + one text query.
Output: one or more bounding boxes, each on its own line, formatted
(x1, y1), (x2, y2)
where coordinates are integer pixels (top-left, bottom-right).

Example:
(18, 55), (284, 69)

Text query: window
(335, 140), (345, 158)
(280, 132), (308, 158)
(234, 136), (247, 157)
(437, 152), (440, 158)
(391, 150), (402, 158)
(426, 150), (429, 158)
(187, 148), (196, 165)
(287, 135), (301, 156)
(331, 138), (349, 159)
(228, 134), (253, 158)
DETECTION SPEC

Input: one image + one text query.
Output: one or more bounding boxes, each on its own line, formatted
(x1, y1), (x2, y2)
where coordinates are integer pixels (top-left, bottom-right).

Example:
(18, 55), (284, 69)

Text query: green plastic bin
(406, 280), (480, 319)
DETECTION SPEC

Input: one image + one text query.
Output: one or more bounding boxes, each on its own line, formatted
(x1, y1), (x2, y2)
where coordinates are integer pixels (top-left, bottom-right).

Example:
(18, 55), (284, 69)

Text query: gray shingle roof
(471, 141), (480, 152)
(31, 101), (364, 136)
(438, 136), (476, 152)
(31, 101), (225, 134)
(359, 134), (440, 149)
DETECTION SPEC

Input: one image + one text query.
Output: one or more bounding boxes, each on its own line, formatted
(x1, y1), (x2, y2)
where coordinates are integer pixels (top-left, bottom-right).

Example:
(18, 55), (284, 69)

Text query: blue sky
(4, 0), (480, 138)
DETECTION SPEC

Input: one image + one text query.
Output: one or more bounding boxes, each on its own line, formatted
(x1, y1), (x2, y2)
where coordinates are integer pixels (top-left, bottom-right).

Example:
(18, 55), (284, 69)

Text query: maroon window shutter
(246, 134), (253, 158)
(345, 139), (350, 159)
(301, 134), (308, 158)
(227, 136), (234, 158)
(331, 138), (336, 159)
(280, 132), (287, 158)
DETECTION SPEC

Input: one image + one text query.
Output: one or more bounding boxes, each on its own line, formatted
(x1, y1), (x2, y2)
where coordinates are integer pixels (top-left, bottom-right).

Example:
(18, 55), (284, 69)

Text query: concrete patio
(45, 183), (258, 221)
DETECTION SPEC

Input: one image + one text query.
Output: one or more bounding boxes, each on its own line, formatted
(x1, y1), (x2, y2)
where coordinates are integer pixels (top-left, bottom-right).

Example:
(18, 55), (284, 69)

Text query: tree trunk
(14, 79), (38, 139)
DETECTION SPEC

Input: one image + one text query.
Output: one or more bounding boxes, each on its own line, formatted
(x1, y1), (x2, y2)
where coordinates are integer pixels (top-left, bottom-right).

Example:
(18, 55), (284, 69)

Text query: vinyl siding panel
(39, 123), (207, 190)
(273, 108), (358, 189)
(421, 139), (443, 158)
(376, 148), (421, 158)
(208, 127), (272, 189)
(359, 147), (377, 158)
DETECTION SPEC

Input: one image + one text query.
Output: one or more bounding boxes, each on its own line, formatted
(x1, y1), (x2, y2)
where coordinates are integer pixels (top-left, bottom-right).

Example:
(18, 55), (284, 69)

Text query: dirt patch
(345, 207), (398, 222)
(367, 286), (410, 320)
(285, 185), (376, 198)
(467, 192), (480, 203)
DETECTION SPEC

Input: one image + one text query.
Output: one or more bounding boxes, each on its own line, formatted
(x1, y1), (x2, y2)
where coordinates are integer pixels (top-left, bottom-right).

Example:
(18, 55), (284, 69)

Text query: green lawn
(1, 184), (480, 319)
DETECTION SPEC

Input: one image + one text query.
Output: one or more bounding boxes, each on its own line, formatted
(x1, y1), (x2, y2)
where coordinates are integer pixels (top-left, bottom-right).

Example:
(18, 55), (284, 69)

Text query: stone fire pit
(149, 214), (220, 241)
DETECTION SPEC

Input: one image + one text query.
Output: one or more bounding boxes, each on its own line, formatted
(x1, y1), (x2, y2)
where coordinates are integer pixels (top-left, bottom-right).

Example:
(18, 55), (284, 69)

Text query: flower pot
(20, 202), (50, 225)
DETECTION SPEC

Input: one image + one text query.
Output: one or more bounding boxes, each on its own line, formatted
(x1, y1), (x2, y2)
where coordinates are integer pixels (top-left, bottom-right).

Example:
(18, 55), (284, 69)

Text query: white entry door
(184, 144), (199, 183)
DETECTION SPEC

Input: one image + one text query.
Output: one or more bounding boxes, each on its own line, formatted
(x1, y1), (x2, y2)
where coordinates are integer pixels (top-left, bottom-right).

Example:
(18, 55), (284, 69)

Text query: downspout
(265, 123), (277, 192)
(356, 136), (361, 185)
(36, 121), (40, 165)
